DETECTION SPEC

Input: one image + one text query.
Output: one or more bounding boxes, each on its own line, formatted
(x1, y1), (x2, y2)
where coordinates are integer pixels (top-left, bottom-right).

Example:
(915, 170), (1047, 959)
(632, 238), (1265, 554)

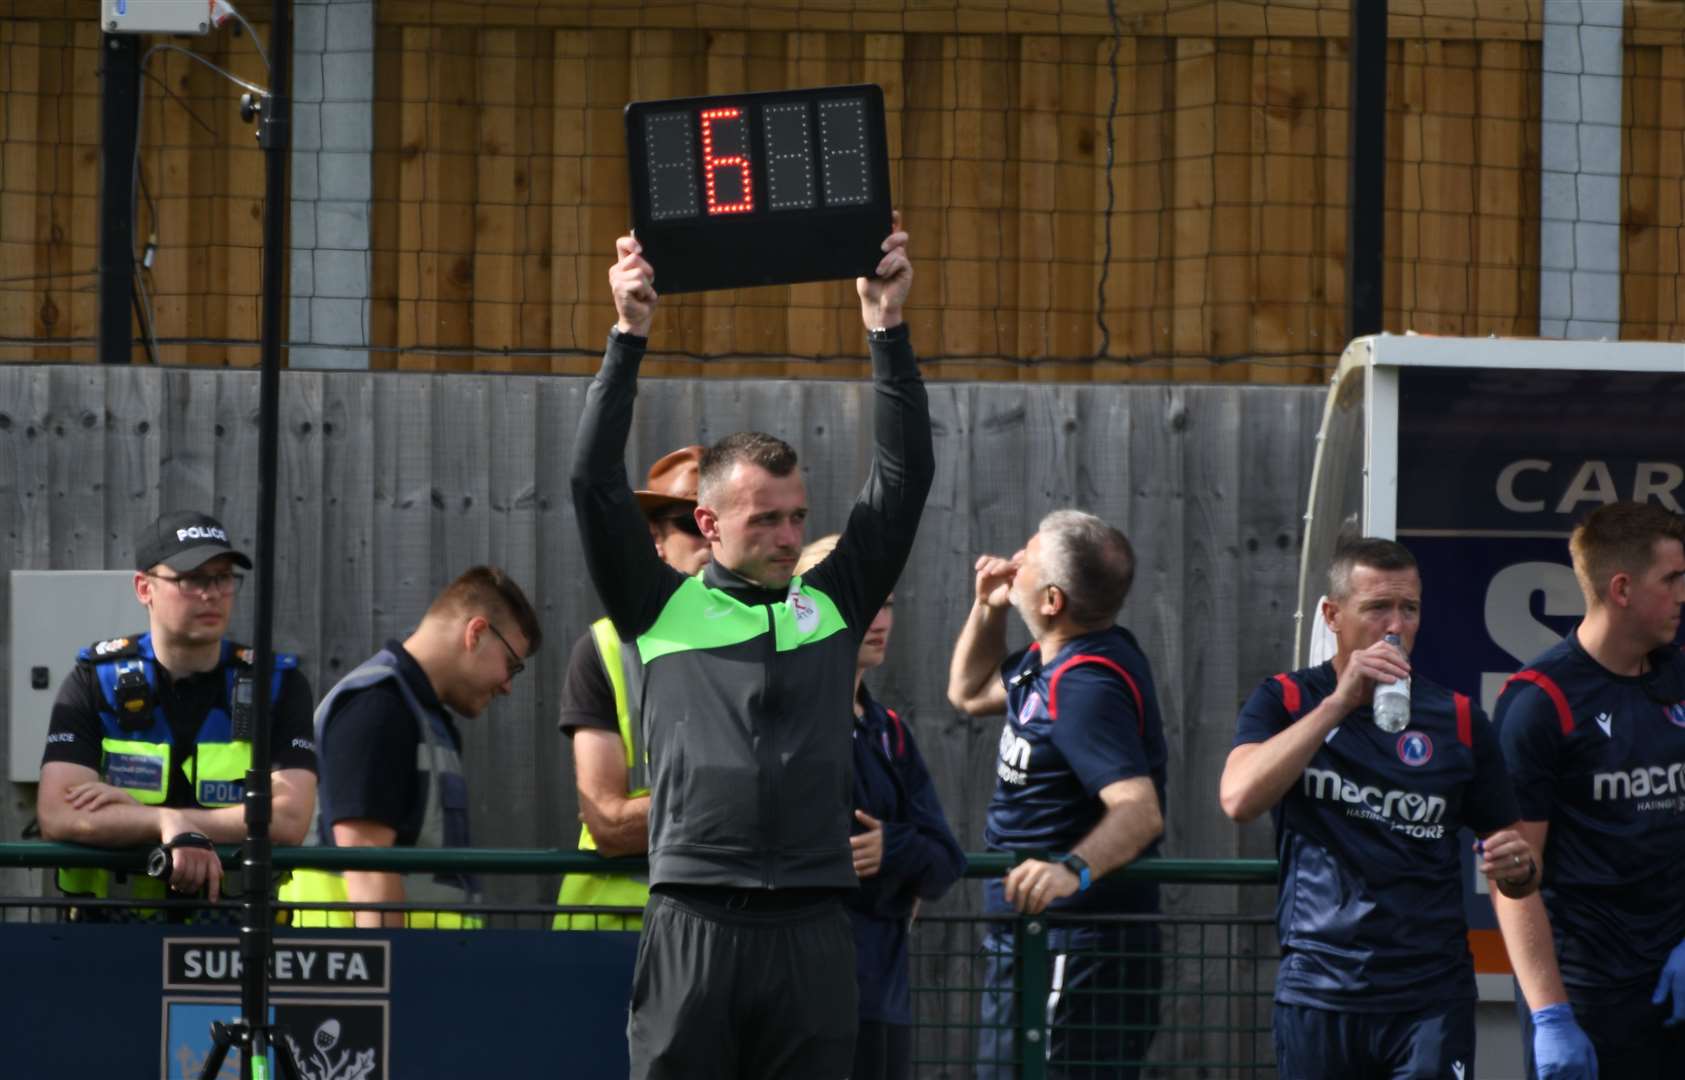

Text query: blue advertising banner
(1393, 365), (1685, 954)
(1396, 366), (1685, 712)
(6, 924), (638, 1078)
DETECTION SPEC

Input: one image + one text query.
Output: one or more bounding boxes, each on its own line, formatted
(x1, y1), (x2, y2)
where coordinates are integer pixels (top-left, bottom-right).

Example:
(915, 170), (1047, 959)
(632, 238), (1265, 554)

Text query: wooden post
(1346, 0), (1386, 341)
(98, 33), (139, 364)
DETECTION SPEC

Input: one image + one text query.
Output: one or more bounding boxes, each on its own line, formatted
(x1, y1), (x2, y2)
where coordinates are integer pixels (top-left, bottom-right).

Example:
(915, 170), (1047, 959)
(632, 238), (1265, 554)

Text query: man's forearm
(583, 793), (650, 858)
(948, 603), (1008, 712)
(1072, 797), (1163, 879)
(838, 330), (934, 609)
(570, 333), (666, 636)
(1492, 891), (1570, 1010)
(1219, 697), (1349, 822)
(344, 870), (407, 929)
(866, 330), (933, 540)
(41, 800), (169, 846)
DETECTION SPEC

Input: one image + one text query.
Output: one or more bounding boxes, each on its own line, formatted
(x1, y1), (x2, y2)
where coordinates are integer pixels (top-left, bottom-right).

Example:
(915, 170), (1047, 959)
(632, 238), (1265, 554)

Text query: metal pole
(98, 33), (139, 365)
(1346, 0), (1387, 341)
(1017, 918), (1050, 1080)
(242, 1), (291, 1075)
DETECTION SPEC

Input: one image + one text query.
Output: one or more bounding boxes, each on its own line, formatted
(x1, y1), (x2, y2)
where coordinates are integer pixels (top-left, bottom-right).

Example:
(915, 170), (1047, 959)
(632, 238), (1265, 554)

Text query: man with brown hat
(553, 445), (709, 930)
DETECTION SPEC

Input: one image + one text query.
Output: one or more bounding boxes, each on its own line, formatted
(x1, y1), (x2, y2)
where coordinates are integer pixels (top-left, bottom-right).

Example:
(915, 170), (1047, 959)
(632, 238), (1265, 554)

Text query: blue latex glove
(1652, 937), (1685, 1027)
(1531, 1003), (1597, 1080)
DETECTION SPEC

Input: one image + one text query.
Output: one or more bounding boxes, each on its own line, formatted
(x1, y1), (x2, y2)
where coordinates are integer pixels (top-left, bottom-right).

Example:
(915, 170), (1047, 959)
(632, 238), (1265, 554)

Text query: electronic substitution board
(624, 84), (893, 294)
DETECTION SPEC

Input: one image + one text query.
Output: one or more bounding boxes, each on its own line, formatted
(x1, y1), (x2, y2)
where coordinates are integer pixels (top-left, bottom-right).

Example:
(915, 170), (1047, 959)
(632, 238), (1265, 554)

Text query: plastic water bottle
(1372, 633), (1411, 733)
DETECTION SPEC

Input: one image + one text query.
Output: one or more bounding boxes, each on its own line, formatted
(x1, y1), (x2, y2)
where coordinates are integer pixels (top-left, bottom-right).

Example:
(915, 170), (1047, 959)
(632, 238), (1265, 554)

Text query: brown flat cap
(634, 445), (705, 515)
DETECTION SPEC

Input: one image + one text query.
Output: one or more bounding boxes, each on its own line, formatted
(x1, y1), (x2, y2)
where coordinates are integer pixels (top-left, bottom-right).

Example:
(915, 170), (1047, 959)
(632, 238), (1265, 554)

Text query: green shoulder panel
(636, 577), (769, 664)
(635, 574), (849, 664)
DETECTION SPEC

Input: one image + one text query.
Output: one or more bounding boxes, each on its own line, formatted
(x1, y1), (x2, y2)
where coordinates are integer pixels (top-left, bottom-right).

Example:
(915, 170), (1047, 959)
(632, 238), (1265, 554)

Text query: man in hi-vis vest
(555, 444), (710, 930)
(37, 511), (318, 916)
(281, 566), (540, 929)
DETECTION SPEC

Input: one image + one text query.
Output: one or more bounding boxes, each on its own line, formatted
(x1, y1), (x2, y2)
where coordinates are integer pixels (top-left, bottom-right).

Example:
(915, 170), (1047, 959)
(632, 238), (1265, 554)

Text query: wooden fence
(2, 1), (1682, 375)
(0, 363), (1322, 913)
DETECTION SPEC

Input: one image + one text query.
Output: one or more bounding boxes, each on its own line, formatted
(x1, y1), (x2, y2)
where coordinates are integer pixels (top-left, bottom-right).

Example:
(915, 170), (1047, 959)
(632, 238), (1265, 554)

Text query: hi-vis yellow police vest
(553, 618), (650, 930)
(56, 634), (294, 904)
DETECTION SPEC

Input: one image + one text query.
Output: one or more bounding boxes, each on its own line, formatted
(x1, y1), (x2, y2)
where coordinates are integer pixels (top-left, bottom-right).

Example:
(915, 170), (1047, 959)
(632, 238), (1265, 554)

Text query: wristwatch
(1055, 852), (1091, 892)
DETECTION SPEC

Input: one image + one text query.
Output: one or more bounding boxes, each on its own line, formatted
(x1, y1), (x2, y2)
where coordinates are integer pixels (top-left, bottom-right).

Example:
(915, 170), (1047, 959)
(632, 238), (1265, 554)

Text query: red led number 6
(701, 108), (753, 215)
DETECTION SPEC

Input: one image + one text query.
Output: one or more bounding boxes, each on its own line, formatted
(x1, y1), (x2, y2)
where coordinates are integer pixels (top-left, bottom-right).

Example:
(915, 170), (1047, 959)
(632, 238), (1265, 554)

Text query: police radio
(231, 671), (255, 742)
(113, 662), (156, 732)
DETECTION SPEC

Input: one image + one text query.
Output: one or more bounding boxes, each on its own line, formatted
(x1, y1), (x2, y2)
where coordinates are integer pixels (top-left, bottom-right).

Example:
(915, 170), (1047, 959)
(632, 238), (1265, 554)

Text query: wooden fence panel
(10, 3), (1656, 380)
(0, 364), (1320, 913)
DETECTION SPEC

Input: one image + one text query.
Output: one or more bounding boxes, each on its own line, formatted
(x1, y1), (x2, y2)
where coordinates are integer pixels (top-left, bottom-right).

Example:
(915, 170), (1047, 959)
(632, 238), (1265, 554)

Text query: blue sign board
(5, 924), (638, 1078)
(1392, 365), (1685, 945)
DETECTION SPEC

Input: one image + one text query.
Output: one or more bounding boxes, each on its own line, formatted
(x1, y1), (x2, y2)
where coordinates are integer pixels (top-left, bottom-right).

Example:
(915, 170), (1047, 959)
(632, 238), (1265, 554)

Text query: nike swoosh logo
(703, 605), (734, 619)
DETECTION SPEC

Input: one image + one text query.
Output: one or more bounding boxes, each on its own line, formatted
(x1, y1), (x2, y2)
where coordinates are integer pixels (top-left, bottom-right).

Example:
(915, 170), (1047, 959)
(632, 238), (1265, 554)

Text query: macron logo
(1452, 1063), (1464, 1080)
(1595, 712), (1613, 738)
(176, 525), (228, 543)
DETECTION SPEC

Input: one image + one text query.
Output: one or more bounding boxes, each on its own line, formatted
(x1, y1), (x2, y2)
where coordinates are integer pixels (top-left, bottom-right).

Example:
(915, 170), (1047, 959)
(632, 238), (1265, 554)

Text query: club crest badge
(787, 589), (820, 634)
(1396, 730), (1433, 767)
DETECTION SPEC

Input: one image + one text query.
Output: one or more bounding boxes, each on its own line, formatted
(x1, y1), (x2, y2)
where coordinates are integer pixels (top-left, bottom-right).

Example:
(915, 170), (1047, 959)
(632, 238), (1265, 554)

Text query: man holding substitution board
(578, 80), (930, 1080)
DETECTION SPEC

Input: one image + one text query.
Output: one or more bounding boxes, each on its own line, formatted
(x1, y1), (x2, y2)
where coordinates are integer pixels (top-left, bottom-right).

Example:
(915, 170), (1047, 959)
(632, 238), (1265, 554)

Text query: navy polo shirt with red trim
(1493, 634), (1685, 999)
(1235, 661), (1518, 1012)
(983, 625), (1168, 915)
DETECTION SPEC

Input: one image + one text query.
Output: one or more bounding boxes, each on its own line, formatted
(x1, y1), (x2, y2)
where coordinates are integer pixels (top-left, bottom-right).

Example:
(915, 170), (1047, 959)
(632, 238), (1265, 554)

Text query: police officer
(37, 511), (318, 911)
(281, 566), (539, 929)
(554, 445), (710, 931)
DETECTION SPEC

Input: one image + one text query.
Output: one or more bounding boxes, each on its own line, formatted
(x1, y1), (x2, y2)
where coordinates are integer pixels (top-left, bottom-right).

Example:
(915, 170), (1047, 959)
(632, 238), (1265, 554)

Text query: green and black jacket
(571, 325), (934, 891)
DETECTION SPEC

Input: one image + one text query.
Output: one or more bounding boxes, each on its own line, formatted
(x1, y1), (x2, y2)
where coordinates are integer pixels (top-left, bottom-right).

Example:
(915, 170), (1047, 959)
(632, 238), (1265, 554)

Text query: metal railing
(0, 844), (1280, 1077)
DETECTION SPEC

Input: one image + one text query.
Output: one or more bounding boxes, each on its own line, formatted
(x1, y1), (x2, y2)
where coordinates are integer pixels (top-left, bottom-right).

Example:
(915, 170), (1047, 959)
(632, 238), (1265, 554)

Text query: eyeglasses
(659, 512), (702, 538)
(485, 622), (526, 679)
(146, 570), (245, 598)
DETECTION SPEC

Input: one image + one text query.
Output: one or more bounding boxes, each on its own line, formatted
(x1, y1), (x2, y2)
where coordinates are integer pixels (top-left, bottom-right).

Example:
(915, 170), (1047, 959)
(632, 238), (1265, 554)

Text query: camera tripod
(199, 1018), (304, 1080)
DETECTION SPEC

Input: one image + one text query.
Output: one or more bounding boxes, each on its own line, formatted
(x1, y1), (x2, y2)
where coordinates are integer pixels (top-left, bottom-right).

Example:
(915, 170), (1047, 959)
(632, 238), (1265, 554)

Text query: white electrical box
(9, 571), (143, 783)
(101, 0), (212, 36)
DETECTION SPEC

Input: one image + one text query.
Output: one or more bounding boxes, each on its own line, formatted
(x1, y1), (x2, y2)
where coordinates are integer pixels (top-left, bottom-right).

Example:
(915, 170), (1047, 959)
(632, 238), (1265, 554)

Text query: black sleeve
(569, 331), (684, 640)
(269, 668), (318, 773)
(805, 326), (934, 632)
(559, 630), (619, 737)
(318, 685), (419, 831)
(41, 664), (106, 771)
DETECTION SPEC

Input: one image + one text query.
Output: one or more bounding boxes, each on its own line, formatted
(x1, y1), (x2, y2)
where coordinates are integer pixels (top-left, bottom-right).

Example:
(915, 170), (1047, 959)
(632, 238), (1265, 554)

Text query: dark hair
(1570, 501), (1685, 603)
(1037, 510), (1135, 627)
(698, 432), (799, 506)
(427, 565), (543, 655)
(1326, 536), (1418, 600)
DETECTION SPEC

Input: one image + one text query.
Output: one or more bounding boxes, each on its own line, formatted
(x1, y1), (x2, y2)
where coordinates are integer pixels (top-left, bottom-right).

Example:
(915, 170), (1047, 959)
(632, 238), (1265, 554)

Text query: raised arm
(570, 236), (680, 639)
(1218, 639), (1406, 823)
(812, 219), (935, 626)
(947, 553), (1018, 716)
